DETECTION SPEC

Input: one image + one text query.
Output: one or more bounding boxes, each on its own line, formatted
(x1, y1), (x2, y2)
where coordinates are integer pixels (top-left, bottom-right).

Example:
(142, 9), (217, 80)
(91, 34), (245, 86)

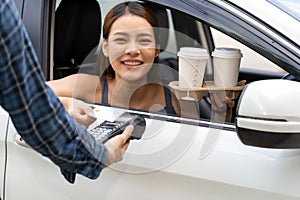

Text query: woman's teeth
(123, 61), (142, 66)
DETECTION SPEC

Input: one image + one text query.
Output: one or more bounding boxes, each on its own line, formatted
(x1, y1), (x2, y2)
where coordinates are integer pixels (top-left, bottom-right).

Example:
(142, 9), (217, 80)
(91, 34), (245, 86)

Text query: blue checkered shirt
(0, 0), (108, 183)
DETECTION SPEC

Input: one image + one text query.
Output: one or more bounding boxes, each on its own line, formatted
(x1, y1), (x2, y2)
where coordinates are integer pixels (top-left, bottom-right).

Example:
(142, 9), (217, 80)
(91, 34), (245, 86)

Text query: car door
(5, 105), (300, 200)
(4, 0), (300, 200)
(0, 108), (9, 200)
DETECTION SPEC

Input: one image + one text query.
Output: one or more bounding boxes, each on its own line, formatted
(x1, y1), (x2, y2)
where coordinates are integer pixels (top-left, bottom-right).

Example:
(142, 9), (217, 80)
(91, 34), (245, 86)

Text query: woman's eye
(139, 39), (153, 45)
(114, 38), (127, 43)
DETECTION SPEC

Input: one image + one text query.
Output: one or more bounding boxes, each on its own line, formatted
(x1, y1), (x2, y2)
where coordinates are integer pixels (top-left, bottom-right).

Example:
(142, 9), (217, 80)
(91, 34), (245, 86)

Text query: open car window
(51, 0), (298, 126)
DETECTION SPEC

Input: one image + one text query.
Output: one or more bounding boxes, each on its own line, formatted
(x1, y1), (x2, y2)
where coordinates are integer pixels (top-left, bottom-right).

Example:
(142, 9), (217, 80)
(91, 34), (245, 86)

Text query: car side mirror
(236, 79), (300, 148)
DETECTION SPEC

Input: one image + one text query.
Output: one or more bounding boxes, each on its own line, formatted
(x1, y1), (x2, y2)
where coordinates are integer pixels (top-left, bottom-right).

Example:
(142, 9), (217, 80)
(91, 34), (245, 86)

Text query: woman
(49, 2), (180, 117)
(48, 1), (235, 124)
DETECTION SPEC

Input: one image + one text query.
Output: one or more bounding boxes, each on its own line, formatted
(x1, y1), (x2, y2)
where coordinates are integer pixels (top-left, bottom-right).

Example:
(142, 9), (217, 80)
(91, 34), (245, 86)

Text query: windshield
(267, 0), (300, 22)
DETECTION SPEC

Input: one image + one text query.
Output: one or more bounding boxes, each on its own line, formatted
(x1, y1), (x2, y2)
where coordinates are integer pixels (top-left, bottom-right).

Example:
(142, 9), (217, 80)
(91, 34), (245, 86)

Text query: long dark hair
(98, 1), (161, 79)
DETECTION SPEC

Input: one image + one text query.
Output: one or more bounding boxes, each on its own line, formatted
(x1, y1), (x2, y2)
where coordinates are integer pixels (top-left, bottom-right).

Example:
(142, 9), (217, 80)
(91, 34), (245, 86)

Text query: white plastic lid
(212, 47), (243, 58)
(177, 47), (209, 58)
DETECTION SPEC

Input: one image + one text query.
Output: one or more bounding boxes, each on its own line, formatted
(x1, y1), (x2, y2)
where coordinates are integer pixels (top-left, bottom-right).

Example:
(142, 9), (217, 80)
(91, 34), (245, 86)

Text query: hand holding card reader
(89, 113), (146, 143)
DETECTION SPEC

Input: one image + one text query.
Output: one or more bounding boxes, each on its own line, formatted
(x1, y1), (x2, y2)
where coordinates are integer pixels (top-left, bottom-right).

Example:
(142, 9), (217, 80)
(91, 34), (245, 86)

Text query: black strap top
(101, 76), (176, 115)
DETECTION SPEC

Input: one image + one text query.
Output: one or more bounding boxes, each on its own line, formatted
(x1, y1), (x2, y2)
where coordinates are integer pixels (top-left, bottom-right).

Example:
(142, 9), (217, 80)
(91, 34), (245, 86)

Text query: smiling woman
(47, 1), (181, 122)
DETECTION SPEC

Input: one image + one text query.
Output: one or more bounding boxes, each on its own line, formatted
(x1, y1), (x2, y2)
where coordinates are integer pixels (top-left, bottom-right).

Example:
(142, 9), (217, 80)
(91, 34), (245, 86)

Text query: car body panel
(0, 108), (8, 153)
(0, 108), (9, 200)
(4, 105), (300, 199)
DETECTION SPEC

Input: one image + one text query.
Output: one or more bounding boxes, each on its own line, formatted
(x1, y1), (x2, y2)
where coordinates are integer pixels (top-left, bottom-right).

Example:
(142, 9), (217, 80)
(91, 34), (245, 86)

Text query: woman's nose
(125, 42), (141, 55)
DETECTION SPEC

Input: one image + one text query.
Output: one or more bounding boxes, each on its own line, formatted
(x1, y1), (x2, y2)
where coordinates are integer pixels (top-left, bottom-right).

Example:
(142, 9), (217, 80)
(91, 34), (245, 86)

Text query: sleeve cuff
(61, 168), (76, 184)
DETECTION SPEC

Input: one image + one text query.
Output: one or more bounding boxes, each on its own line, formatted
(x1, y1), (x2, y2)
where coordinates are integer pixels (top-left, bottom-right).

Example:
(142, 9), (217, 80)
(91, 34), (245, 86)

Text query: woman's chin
(120, 72), (147, 82)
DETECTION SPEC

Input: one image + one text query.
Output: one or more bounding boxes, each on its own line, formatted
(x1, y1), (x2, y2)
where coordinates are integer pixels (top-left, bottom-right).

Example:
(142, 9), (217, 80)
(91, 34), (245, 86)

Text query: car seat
(53, 0), (101, 79)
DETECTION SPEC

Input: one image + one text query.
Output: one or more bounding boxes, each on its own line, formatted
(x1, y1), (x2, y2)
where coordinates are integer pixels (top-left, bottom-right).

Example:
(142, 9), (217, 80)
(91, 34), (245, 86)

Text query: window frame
(49, 0), (300, 127)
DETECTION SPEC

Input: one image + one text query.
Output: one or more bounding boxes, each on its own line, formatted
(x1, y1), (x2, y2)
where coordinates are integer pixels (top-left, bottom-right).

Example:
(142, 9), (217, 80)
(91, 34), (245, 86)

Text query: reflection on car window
(55, 0), (62, 9)
(267, 0), (300, 22)
(211, 28), (286, 73)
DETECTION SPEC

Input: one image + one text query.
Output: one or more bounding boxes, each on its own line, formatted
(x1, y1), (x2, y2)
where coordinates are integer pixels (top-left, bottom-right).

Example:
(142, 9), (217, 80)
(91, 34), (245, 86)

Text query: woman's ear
(155, 45), (161, 57)
(102, 39), (109, 57)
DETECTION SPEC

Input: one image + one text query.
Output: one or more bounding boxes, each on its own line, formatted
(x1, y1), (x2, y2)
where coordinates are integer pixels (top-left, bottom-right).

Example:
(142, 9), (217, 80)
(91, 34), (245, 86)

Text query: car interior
(54, 0), (101, 79)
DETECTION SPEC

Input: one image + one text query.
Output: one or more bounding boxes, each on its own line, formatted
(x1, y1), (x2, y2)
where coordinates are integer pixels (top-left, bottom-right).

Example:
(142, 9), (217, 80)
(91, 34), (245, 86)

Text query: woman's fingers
(60, 97), (96, 127)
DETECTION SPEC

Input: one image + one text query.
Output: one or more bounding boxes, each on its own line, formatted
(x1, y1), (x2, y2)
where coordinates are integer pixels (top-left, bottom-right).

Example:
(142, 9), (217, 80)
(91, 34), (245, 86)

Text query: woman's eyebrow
(112, 32), (128, 37)
(112, 32), (153, 38)
(138, 33), (154, 38)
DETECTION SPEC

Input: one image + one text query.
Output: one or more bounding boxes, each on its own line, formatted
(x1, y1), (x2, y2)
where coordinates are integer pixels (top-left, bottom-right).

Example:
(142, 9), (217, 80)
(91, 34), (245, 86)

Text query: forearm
(46, 79), (73, 97)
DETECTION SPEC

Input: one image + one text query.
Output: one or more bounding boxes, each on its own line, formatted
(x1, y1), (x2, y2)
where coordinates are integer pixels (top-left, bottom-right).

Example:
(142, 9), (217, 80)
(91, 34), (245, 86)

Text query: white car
(1, 0), (300, 199)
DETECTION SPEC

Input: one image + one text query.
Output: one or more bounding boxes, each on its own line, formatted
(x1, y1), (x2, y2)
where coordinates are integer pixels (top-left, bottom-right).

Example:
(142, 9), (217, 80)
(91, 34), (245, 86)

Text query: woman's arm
(47, 74), (79, 97)
(47, 73), (100, 101)
(47, 74), (101, 127)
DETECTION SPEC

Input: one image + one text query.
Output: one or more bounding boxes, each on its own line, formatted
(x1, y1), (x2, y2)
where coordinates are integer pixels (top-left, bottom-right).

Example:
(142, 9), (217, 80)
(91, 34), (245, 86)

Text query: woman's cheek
(109, 45), (126, 61)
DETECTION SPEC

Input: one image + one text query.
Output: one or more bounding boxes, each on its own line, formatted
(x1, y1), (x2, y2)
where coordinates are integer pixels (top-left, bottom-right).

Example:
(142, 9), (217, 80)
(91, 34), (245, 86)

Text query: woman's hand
(210, 93), (234, 122)
(59, 97), (96, 127)
(210, 80), (246, 122)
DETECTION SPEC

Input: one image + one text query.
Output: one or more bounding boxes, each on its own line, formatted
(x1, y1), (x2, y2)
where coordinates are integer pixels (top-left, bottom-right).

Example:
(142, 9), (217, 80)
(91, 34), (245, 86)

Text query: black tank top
(101, 76), (176, 115)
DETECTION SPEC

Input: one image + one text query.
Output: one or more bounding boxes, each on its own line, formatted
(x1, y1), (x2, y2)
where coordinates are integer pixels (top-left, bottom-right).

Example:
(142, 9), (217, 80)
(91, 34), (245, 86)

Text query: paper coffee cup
(212, 47), (242, 88)
(178, 47), (209, 88)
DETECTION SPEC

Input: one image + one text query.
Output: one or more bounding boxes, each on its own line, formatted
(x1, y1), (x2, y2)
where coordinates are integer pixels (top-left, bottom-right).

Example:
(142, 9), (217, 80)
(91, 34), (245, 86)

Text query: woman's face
(102, 14), (159, 81)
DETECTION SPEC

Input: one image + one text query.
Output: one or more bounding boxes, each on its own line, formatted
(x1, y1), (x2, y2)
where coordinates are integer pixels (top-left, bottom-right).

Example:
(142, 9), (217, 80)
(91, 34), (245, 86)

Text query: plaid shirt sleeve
(0, 0), (108, 183)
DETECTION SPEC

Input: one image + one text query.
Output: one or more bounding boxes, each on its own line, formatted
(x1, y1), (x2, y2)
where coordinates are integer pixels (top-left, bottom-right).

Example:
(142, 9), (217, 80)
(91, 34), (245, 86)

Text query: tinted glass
(268, 0), (300, 21)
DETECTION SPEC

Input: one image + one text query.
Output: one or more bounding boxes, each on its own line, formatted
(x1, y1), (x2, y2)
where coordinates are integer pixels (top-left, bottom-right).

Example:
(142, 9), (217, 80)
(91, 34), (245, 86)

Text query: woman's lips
(121, 61), (143, 69)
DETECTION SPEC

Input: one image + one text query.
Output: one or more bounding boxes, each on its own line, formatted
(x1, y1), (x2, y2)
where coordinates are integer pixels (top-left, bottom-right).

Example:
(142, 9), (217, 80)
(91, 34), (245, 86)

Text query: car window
(211, 28), (286, 73)
(51, 0), (294, 127)
(267, 0), (300, 22)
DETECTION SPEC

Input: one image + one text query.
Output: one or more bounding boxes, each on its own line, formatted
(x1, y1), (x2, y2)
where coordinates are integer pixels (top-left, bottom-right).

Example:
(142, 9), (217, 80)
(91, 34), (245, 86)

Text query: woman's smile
(121, 59), (144, 69)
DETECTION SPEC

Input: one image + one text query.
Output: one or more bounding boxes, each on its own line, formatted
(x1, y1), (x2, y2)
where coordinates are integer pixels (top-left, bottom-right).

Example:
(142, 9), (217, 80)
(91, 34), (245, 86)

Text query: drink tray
(168, 81), (244, 101)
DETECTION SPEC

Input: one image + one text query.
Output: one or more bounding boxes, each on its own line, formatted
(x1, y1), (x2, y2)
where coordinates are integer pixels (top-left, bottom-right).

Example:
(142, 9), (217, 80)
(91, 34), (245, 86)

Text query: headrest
(54, 0), (101, 67)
